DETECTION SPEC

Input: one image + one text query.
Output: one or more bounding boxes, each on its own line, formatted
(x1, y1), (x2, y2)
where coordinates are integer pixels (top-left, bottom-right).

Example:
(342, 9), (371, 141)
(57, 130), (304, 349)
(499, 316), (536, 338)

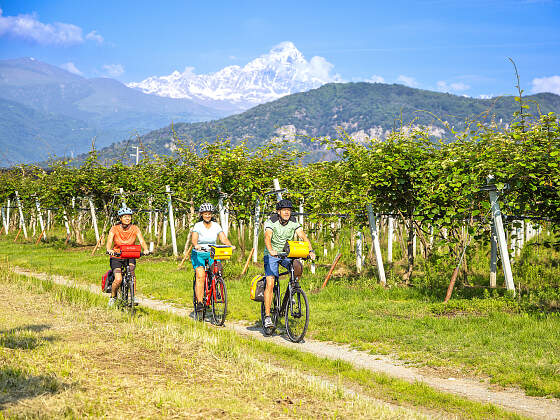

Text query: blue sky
(1, 0), (559, 97)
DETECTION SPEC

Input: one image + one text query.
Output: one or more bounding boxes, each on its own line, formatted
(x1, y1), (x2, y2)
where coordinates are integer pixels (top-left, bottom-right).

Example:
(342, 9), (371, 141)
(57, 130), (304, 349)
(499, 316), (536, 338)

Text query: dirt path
(11, 266), (560, 420)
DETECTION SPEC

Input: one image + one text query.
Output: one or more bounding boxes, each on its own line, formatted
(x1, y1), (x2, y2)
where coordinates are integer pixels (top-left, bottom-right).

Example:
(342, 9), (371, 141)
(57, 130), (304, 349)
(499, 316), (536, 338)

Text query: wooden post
(241, 248), (255, 276)
(322, 252), (342, 289)
(387, 217), (394, 263)
(488, 176), (515, 293)
(166, 185), (178, 256)
(490, 222), (497, 288)
(366, 204), (386, 285)
(88, 197), (100, 243)
(252, 198), (260, 263)
(356, 231), (363, 273)
(14, 191), (27, 239)
(14, 228), (21, 242)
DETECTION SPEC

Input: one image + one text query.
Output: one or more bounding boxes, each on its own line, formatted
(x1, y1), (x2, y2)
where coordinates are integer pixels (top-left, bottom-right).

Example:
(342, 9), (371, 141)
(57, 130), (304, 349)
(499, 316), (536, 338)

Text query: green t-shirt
(263, 214), (301, 256)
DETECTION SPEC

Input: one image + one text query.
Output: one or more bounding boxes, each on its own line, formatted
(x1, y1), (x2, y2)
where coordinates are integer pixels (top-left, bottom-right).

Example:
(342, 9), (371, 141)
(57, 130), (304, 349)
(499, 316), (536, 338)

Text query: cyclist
(191, 203), (234, 314)
(106, 206), (149, 307)
(263, 199), (315, 329)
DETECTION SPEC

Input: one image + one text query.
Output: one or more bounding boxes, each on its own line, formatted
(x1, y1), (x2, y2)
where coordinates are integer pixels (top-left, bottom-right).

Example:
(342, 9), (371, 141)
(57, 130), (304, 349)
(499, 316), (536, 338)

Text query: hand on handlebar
(106, 250), (116, 256)
(269, 249), (278, 257)
(141, 250), (151, 256)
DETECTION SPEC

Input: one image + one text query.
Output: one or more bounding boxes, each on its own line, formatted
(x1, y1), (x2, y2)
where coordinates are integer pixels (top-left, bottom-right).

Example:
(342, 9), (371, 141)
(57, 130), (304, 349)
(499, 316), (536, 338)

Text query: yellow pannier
(210, 245), (233, 260)
(283, 241), (310, 258)
(250, 275), (265, 302)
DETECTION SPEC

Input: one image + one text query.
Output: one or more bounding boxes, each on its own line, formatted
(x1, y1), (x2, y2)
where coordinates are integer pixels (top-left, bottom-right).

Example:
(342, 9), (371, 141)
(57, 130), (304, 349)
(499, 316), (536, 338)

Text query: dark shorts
(110, 258), (136, 272)
(264, 255), (291, 278)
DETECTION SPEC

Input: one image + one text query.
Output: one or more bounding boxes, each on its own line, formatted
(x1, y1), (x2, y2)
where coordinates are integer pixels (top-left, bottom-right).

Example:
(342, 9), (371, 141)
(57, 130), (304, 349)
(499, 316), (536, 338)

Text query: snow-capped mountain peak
(127, 41), (341, 109)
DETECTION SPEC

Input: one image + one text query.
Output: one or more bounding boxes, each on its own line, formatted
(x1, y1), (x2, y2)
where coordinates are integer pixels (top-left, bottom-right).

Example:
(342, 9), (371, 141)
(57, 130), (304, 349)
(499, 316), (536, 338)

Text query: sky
(0, 0), (559, 98)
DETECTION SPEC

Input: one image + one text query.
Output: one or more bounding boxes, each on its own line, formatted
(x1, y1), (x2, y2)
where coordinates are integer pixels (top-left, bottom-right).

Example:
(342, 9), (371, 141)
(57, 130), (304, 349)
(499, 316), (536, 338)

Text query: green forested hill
(94, 82), (560, 163)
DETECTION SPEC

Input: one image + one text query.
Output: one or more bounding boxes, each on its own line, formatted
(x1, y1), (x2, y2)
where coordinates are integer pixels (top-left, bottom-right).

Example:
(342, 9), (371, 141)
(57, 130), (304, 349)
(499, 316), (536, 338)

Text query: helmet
(276, 199), (294, 210)
(199, 203), (215, 213)
(117, 206), (133, 217)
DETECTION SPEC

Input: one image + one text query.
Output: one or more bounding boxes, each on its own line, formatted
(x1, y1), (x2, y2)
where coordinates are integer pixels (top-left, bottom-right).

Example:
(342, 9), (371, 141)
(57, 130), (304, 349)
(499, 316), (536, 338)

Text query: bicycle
(107, 245), (147, 315)
(192, 245), (231, 326)
(261, 253), (310, 343)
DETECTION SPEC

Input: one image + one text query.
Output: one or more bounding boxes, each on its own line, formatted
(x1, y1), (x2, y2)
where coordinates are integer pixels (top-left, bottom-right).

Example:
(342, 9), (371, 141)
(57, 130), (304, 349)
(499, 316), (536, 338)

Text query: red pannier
(120, 244), (141, 259)
(101, 270), (114, 293)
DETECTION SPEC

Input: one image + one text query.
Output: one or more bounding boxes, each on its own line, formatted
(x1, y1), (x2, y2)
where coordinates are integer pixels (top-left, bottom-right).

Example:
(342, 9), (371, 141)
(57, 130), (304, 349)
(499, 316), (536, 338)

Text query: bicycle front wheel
(128, 276), (135, 316)
(285, 288), (309, 343)
(211, 277), (227, 326)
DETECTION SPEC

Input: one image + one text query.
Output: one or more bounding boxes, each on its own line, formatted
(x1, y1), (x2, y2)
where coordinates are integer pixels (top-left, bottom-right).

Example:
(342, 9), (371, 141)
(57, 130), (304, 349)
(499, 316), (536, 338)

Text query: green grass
(1, 232), (559, 399)
(0, 264), (525, 419)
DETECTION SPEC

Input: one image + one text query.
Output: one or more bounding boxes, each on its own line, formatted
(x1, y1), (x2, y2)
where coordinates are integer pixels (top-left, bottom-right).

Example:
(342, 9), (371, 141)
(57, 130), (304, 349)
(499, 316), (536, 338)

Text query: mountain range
(94, 82), (560, 164)
(127, 42), (340, 110)
(0, 58), (227, 165)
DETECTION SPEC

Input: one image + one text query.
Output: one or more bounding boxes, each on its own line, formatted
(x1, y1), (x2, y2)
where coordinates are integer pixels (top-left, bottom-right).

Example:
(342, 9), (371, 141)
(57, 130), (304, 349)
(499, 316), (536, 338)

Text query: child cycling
(106, 206), (149, 307)
(191, 203), (234, 314)
(262, 199), (316, 328)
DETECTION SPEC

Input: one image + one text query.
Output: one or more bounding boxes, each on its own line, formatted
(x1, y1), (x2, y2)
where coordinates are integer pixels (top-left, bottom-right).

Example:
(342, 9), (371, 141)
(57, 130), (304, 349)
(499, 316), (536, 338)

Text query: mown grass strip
(0, 262), (526, 420)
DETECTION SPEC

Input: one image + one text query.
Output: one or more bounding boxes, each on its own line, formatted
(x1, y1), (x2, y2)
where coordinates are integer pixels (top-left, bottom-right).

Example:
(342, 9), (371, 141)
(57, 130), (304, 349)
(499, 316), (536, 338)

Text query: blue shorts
(191, 250), (213, 269)
(264, 255), (291, 278)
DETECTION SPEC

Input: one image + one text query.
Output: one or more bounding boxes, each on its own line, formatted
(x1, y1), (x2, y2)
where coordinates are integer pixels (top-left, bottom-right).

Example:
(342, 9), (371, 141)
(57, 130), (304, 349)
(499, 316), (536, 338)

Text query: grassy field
(1, 233), (559, 400)
(0, 265), (524, 419)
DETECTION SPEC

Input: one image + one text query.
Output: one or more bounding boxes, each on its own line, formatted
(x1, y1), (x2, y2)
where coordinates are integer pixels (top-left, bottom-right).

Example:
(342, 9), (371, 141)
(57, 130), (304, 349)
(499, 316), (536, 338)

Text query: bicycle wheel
(128, 275), (135, 316)
(285, 287), (309, 343)
(211, 276), (227, 326)
(261, 283), (279, 336)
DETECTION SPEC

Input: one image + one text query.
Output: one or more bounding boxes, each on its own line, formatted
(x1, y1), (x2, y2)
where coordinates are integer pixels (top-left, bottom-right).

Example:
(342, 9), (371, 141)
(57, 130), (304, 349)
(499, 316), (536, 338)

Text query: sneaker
(108, 297), (116, 308)
(264, 316), (274, 328)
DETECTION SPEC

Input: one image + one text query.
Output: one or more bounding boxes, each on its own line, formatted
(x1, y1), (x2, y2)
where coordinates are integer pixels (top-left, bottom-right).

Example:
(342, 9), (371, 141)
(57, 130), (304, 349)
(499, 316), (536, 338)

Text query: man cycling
(262, 199), (316, 329)
(106, 206), (149, 307)
(191, 203), (234, 314)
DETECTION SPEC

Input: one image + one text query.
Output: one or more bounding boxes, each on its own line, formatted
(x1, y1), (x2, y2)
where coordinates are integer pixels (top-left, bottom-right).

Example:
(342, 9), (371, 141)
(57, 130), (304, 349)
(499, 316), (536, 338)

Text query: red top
(110, 224), (140, 258)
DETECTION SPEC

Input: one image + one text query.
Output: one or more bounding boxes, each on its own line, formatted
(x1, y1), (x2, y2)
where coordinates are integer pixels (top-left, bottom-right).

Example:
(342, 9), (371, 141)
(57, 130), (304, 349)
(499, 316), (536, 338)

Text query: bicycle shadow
(0, 366), (70, 410)
(0, 324), (57, 350)
(245, 323), (306, 343)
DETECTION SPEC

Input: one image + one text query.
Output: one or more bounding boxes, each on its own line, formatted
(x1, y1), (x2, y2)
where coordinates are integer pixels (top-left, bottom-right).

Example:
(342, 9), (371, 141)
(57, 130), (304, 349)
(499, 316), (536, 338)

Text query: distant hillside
(0, 58), (228, 165)
(95, 82), (560, 163)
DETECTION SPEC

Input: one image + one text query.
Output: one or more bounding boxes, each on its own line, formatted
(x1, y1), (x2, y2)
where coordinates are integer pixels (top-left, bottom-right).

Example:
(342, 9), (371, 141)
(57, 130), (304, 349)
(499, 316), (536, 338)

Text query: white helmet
(198, 203), (215, 213)
(117, 206), (133, 217)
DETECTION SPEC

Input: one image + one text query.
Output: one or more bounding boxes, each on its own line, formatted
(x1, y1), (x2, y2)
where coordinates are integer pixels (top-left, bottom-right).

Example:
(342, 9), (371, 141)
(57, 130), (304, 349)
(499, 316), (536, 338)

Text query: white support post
(366, 204), (386, 285)
(154, 211), (159, 236)
(1, 204), (7, 234)
(488, 176), (515, 292)
(163, 214), (168, 245)
(387, 217), (394, 263)
(273, 178), (283, 201)
(119, 188), (126, 206)
(6, 198), (10, 233)
(510, 222), (516, 258)
(35, 197), (46, 240)
(252, 198), (260, 263)
(88, 197), (100, 243)
(165, 185), (178, 256)
(298, 203), (304, 227)
(429, 225), (434, 247)
(330, 221), (335, 250)
(356, 231), (363, 273)
(63, 209), (71, 238)
(218, 195), (229, 237)
(516, 220), (524, 257)
(412, 230), (417, 257)
(148, 196), (153, 236)
(490, 222), (497, 288)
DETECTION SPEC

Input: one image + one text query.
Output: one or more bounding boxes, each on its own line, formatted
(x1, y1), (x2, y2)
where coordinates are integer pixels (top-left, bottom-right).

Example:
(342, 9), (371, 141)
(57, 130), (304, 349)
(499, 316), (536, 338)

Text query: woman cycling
(106, 206), (149, 307)
(191, 203), (233, 314)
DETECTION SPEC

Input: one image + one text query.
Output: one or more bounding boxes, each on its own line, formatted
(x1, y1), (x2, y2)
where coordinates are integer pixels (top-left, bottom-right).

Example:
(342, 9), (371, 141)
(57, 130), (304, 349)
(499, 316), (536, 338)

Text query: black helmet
(276, 199), (294, 210)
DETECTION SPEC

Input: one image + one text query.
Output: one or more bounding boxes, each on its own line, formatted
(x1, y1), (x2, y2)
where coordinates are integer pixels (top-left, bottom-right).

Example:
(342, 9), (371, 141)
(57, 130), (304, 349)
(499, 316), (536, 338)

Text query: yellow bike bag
(250, 275), (265, 302)
(283, 241), (309, 258)
(210, 245), (233, 260)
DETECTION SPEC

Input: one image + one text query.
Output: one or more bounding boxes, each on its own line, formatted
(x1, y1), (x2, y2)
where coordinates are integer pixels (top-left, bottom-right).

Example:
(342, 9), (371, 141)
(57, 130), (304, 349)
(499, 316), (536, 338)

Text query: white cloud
(294, 55), (343, 83)
(437, 80), (470, 93)
(102, 64), (124, 77)
(531, 75), (560, 95)
(0, 8), (83, 45)
(478, 94), (492, 99)
(396, 75), (418, 87)
(0, 8), (104, 46)
(365, 75), (385, 83)
(60, 62), (82, 75)
(85, 30), (103, 44)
